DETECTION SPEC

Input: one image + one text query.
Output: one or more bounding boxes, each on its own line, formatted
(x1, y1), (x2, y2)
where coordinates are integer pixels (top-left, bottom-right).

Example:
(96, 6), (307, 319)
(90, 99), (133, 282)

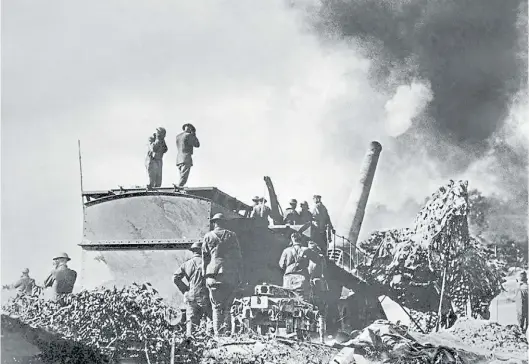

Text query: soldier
(279, 232), (310, 300)
(306, 241), (329, 343)
(311, 195), (335, 251)
(250, 197), (271, 227)
(298, 201), (313, 225)
(202, 213), (243, 335)
(283, 199), (300, 225)
(44, 253), (77, 299)
(515, 271), (528, 332)
(2, 268), (35, 295)
(173, 242), (211, 337)
(176, 123), (200, 187)
(146, 127), (168, 188)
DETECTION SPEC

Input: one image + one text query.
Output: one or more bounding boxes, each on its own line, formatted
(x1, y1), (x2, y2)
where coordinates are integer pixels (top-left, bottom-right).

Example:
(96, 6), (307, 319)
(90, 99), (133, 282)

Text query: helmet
(22, 268), (29, 274)
(189, 241), (202, 251)
(289, 199), (297, 205)
(211, 213), (225, 222)
(53, 252), (71, 261)
(252, 196), (261, 202)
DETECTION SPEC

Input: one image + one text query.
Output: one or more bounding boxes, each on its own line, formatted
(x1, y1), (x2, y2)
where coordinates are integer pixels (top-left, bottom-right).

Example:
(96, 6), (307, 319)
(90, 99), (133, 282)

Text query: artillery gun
(230, 283), (323, 341)
(77, 141), (388, 336)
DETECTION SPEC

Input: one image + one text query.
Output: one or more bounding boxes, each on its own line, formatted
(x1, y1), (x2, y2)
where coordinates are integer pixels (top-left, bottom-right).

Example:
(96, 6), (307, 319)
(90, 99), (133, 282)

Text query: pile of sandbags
(2, 283), (210, 363)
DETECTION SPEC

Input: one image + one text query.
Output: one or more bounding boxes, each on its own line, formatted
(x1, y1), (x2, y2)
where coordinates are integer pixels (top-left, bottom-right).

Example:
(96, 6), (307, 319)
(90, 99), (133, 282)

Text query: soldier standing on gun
(202, 213), (243, 335)
(284, 199), (300, 225)
(44, 253), (77, 300)
(146, 127), (168, 189)
(173, 242), (211, 337)
(176, 123), (200, 187)
(312, 195), (335, 251)
(515, 271), (528, 332)
(298, 201), (313, 225)
(250, 196), (271, 227)
(2, 268), (35, 295)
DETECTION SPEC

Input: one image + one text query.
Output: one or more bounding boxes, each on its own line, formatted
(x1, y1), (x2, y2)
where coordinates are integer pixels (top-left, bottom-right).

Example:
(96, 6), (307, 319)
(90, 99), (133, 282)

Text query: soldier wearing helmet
(176, 123), (200, 187)
(3, 268), (35, 295)
(201, 213), (243, 335)
(283, 199), (300, 225)
(44, 253), (77, 299)
(173, 241), (211, 336)
(146, 127), (168, 188)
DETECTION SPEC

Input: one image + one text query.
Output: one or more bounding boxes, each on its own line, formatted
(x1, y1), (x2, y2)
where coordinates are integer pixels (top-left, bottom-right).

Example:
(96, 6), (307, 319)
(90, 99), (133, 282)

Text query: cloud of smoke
(384, 81), (433, 137)
(310, 0), (528, 239)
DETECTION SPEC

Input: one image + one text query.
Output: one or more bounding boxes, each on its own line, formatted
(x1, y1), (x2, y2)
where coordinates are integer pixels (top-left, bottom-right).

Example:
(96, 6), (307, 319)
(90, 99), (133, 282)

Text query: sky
(2, 0), (527, 285)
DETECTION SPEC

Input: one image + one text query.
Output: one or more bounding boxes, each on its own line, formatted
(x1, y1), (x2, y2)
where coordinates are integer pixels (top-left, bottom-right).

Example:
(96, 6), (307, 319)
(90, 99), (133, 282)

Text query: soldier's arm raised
(192, 134), (200, 148)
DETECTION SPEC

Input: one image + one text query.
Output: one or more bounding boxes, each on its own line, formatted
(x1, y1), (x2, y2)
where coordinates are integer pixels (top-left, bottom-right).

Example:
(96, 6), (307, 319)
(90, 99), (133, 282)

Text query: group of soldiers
(250, 194), (335, 251)
(145, 123), (200, 189)
(3, 253), (77, 300)
(173, 212), (331, 340)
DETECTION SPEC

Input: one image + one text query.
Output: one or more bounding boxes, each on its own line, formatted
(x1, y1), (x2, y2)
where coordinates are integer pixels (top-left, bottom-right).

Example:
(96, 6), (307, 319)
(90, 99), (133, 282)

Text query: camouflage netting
(2, 283), (209, 363)
(2, 284), (339, 364)
(358, 180), (504, 331)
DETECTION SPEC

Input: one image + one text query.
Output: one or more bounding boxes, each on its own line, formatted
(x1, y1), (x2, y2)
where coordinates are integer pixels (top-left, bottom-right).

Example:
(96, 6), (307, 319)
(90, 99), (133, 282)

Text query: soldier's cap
(252, 196), (261, 202)
(313, 195), (322, 199)
(22, 268), (29, 274)
(300, 201), (309, 207)
(211, 213), (225, 222)
(182, 123), (196, 133)
(289, 199), (297, 205)
(53, 252), (71, 261)
(189, 241), (203, 251)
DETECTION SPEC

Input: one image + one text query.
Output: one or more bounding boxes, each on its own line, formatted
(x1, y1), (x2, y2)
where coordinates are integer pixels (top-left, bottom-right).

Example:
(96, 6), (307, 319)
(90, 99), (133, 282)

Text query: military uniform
(146, 131), (168, 188)
(202, 216), (243, 335)
(515, 276), (528, 332)
(250, 203), (271, 227)
(279, 242), (310, 300)
(306, 242), (328, 343)
(176, 124), (200, 187)
(283, 207), (300, 225)
(44, 264), (77, 299)
(173, 244), (211, 336)
(298, 208), (313, 225)
(11, 275), (35, 295)
(312, 201), (334, 251)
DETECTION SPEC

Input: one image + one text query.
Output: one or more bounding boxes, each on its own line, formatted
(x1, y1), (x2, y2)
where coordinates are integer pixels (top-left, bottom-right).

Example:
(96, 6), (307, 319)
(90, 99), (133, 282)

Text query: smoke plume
(307, 0), (528, 238)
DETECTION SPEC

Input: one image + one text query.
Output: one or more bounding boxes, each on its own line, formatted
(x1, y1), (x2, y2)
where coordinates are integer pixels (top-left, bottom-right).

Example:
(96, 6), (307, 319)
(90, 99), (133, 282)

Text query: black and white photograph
(1, 0), (528, 363)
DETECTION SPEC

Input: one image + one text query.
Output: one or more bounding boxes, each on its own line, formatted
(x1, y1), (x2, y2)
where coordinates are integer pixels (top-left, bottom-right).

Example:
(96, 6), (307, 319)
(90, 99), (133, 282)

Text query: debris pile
(448, 317), (528, 356)
(336, 320), (478, 364)
(201, 335), (338, 364)
(2, 283), (210, 363)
